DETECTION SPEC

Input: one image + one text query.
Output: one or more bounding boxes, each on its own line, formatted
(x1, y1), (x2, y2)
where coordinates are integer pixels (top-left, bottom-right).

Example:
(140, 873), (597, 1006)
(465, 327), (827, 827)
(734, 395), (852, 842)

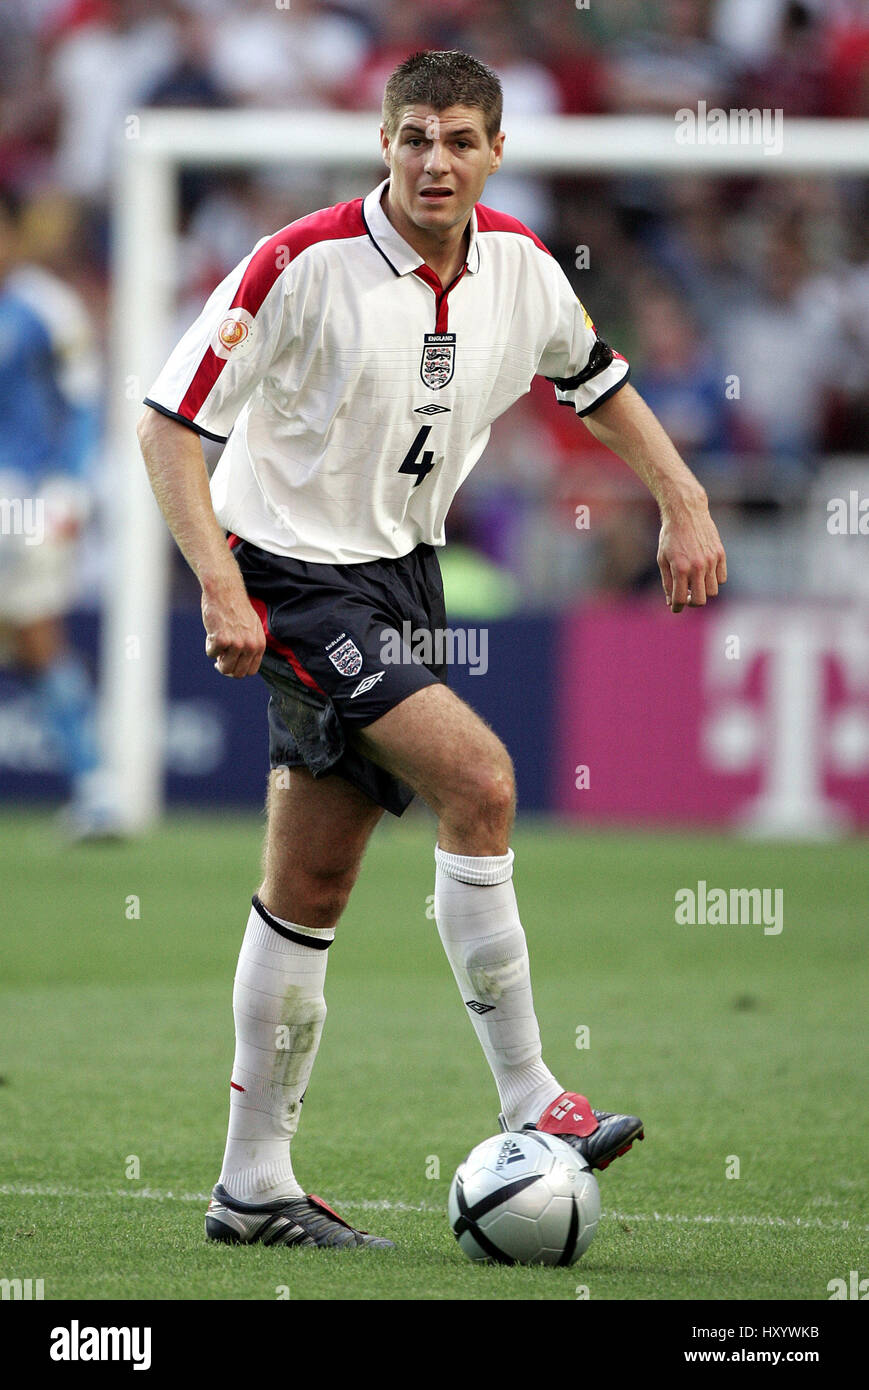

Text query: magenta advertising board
(554, 601), (869, 834)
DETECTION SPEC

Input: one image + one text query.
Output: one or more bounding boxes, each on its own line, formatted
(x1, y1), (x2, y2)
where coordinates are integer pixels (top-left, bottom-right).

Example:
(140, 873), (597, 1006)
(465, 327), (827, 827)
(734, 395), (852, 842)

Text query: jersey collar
(362, 179), (481, 279)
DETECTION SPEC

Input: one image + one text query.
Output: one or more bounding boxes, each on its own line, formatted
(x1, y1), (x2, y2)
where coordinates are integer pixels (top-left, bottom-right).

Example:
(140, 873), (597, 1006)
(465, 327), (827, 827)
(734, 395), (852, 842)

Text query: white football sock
(433, 845), (564, 1131)
(218, 896), (332, 1203)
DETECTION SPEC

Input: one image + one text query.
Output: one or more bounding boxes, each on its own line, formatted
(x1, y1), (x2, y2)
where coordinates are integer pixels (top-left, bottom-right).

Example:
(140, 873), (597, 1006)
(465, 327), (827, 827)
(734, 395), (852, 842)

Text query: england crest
(420, 333), (456, 390)
(327, 638), (363, 678)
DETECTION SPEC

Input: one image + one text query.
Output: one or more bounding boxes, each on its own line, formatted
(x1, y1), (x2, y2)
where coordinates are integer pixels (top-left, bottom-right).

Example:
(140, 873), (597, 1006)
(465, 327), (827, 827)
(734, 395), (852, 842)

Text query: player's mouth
(418, 187), (454, 201)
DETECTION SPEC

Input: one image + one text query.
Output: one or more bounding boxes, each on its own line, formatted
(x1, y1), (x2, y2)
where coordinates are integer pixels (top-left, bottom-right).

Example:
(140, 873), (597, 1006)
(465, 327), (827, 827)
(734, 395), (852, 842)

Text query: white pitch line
(0, 1183), (865, 1233)
(605, 1209), (867, 1233)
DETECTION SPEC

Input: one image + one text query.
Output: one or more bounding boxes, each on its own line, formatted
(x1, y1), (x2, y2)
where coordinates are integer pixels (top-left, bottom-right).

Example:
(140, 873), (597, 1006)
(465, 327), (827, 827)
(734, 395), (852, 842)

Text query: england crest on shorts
(327, 637), (364, 678)
(420, 333), (456, 390)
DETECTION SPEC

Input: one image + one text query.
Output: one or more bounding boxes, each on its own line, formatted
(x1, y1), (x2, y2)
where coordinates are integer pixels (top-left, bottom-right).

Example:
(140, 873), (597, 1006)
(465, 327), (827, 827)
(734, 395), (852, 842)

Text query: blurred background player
(0, 187), (117, 838)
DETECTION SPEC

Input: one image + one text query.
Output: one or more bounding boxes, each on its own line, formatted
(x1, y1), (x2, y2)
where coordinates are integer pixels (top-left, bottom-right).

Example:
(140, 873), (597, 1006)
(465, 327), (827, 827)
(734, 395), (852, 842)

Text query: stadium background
(1, 0), (868, 1315)
(0, 0), (867, 834)
(1, 0), (868, 833)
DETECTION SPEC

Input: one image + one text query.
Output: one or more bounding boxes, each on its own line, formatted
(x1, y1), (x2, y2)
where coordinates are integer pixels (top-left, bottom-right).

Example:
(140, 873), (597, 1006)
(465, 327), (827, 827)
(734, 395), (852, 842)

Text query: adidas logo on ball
(495, 1140), (525, 1169)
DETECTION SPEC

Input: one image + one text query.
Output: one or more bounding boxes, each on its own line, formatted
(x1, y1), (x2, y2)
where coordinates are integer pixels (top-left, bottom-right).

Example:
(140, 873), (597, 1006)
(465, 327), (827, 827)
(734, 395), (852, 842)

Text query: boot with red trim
(500, 1091), (644, 1172)
(205, 1183), (395, 1249)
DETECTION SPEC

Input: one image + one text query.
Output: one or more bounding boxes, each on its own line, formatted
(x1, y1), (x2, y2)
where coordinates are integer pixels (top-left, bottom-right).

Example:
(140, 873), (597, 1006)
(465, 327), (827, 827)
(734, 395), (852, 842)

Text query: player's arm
(137, 406), (265, 676)
(582, 382), (727, 613)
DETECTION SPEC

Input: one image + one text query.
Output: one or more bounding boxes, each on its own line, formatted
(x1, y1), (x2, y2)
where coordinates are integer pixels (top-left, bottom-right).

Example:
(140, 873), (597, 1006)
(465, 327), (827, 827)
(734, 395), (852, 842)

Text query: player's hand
(201, 575), (266, 678)
(657, 492), (727, 613)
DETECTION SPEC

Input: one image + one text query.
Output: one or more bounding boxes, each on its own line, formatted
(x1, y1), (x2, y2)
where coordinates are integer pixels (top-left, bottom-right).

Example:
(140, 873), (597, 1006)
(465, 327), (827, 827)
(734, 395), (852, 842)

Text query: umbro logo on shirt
(414, 404), (451, 415)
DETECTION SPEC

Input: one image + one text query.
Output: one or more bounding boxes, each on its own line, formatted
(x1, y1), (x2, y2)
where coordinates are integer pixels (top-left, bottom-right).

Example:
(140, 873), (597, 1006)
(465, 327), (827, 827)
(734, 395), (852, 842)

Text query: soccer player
(138, 52), (727, 1250)
(0, 189), (115, 839)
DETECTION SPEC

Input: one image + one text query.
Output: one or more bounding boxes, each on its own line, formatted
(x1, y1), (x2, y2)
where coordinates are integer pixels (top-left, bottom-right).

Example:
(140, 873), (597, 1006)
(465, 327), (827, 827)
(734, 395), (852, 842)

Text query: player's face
(381, 105), (504, 239)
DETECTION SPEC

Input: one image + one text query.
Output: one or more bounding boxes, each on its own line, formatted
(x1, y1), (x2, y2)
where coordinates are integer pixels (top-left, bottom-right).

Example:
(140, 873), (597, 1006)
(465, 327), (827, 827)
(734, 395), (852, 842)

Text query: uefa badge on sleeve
(420, 333), (456, 390)
(212, 308), (257, 360)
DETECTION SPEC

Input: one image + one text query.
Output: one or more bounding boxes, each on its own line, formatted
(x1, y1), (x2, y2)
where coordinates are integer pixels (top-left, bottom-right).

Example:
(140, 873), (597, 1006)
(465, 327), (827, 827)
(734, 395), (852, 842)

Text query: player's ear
(489, 131), (505, 174)
(380, 125), (392, 170)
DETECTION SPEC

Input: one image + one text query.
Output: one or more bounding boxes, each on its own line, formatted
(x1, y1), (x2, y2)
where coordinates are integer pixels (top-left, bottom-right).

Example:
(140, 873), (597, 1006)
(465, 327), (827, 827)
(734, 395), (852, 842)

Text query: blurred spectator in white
(720, 216), (842, 472)
(49, 0), (177, 200)
(208, 0), (368, 108)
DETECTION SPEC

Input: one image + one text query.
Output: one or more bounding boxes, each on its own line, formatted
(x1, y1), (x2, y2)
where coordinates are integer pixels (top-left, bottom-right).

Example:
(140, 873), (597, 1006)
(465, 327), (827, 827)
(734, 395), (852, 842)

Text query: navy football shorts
(231, 537), (447, 816)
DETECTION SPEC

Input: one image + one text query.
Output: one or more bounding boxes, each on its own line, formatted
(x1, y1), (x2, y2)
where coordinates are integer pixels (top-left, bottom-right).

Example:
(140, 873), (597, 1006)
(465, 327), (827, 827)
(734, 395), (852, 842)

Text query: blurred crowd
(2, 0), (869, 604)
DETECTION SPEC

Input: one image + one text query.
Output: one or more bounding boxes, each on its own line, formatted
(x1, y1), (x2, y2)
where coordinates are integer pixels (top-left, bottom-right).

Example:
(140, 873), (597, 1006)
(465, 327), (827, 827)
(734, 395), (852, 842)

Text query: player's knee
(477, 764), (515, 829)
(455, 750), (515, 833)
(290, 863), (359, 931)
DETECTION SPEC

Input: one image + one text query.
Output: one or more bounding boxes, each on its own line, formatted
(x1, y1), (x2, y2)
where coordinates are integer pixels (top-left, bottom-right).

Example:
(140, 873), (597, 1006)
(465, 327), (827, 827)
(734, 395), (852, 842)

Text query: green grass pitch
(1, 809), (866, 1302)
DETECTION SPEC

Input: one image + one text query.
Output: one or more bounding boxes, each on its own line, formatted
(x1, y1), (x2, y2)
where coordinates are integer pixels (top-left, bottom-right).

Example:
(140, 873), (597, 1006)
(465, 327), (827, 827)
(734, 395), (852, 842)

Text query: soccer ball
(448, 1129), (601, 1266)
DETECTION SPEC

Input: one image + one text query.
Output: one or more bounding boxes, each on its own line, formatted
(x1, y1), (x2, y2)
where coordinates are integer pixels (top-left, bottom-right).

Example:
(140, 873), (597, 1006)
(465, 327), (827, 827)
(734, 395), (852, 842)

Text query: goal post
(105, 111), (869, 829)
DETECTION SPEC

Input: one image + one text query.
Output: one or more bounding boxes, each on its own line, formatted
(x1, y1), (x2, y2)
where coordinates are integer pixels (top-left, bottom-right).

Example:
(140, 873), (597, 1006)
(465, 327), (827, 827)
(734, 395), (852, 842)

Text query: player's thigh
(261, 765), (384, 917)
(351, 682), (515, 823)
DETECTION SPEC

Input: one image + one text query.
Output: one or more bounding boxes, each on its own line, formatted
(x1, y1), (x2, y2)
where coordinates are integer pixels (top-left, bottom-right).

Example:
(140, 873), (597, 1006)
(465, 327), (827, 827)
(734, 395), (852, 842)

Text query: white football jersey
(145, 178), (630, 564)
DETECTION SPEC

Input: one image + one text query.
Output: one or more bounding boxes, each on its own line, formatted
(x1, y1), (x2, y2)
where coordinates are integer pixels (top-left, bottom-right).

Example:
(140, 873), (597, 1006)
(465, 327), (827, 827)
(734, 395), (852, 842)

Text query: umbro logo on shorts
(350, 671), (385, 699)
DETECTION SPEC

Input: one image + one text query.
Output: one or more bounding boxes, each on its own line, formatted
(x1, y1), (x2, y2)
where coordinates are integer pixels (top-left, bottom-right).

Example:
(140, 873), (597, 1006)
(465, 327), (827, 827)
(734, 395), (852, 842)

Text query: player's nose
(424, 140), (450, 176)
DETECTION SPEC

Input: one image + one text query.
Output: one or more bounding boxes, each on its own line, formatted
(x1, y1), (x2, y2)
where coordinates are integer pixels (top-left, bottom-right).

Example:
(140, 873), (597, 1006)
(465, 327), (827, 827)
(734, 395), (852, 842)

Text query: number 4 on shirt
(398, 426), (436, 487)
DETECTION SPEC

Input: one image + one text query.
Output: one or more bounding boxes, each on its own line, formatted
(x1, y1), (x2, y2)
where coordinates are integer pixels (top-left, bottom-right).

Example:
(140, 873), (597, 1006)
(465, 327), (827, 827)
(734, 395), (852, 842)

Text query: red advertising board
(554, 601), (869, 834)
